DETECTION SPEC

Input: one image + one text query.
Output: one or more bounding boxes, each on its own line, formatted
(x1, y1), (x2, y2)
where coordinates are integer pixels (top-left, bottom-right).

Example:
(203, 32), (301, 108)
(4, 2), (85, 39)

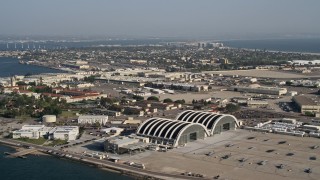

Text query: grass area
(15, 115), (34, 121)
(47, 139), (68, 147)
(16, 137), (47, 145)
(61, 110), (79, 118)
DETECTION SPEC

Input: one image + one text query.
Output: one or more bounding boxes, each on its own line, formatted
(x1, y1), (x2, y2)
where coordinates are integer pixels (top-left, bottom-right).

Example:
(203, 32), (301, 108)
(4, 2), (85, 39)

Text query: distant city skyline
(1, 0), (320, 39)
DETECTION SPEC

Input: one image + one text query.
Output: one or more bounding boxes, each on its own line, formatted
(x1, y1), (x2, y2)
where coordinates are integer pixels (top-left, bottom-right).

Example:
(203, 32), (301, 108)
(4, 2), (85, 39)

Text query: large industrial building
(136, 118), (209, 147)
(135, 110), (239, 147)
(293, 96), (320, 113)
(229, 85), (287, 95)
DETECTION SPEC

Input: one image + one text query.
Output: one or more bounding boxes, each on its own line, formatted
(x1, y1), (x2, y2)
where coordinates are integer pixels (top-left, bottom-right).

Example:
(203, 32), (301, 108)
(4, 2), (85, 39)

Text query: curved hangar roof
(137, 118), (209, 145)
(176, 110), (238, 135)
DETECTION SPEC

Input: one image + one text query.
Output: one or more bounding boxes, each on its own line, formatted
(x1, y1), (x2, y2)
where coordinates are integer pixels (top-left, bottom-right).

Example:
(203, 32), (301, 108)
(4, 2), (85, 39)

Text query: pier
(6, 148), (38, 158)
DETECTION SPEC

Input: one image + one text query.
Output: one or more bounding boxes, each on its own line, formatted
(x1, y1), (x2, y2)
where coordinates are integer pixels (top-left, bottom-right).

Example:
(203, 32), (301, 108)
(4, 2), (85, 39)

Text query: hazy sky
(1, 0), (320, 38)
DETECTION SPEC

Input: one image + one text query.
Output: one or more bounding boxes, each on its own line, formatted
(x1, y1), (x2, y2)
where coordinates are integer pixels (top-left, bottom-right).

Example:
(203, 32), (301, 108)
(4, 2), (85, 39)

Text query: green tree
(3, 109), (19, 118)
(108, 104), (123, 112)
(83, 75), (96, 83)
(304, 111), (314, 117)
(132, 95), (144, 101)
(174, 99), (185, 104)
(16, 81), (27, 86)
(147, 96), (159, 101)
(163, 98), (173, 103)
(124, 108), (140, 115)
(225, 103), (240, 112)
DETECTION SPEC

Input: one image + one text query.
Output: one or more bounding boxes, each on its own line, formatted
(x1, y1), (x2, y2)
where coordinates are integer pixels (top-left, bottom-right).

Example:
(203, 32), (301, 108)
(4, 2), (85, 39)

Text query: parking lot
(128, 130), (320, 180)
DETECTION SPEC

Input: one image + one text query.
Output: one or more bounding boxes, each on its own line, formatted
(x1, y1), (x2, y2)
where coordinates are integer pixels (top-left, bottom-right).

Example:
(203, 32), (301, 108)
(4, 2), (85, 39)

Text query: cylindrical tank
(43, 115), (57, 123)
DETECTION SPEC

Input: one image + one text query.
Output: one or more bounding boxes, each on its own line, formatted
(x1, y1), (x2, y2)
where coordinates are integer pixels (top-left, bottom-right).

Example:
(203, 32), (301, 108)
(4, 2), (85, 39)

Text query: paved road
(0, 138), (205, 180)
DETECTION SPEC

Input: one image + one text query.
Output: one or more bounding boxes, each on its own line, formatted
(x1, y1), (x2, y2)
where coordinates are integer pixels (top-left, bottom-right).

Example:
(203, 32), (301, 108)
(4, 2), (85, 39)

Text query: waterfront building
(12, 125), (79, 141)
(52, 126), (79, 141)
(12, 125), (54, 139)
(104, 135), (149, 154)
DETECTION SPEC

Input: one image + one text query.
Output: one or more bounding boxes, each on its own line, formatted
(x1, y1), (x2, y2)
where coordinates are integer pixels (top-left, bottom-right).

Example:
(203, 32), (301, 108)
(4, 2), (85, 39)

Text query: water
(0, 39), (168, 51)
(2, 38), (320, 53)
(0, 145), (131, 180)
(222, 38), (320, 53)
(0, 57), (63, 77)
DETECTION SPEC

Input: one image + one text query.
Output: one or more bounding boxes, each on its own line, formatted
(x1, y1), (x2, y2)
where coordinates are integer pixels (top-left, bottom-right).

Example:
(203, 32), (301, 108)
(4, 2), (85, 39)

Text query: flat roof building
(247, 100), (269, 108)
(78, 115), (109, 125)
(104, 136), (149, 154)
(93, 109), (121, 117)
(229, 85), (287, 96)
(12, 125), (79, 141)
(293, 96), (320, 113)
(52, 126), (79, 141)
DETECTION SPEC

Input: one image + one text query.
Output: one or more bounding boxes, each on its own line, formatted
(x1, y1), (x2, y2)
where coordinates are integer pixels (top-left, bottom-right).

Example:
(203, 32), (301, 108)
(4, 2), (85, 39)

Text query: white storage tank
(43, 115), (57, 123)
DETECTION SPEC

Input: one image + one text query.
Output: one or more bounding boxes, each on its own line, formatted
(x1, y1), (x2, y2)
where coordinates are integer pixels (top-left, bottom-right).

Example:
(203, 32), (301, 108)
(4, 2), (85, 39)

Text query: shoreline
(0, 143), (128, 178)
(0, 141), (162, 180)
(0, 56), (68, 78)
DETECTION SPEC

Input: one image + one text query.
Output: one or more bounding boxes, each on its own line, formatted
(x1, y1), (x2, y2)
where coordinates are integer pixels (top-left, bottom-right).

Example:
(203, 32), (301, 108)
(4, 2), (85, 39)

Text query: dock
(6, 148), (38, 158)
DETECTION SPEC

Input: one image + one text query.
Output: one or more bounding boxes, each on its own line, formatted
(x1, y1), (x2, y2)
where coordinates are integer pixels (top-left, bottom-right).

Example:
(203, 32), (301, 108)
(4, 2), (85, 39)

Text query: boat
(19, 60), (26, 64)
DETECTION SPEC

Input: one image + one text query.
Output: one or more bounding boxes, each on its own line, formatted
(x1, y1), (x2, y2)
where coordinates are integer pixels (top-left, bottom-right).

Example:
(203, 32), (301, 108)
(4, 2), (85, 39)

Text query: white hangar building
(136, 110), (239, 147)
(176, 110), (239, 135)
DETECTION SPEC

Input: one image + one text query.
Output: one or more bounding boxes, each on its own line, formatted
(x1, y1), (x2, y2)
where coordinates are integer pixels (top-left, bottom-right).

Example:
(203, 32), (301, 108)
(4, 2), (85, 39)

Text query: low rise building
(247, 100), (269, 108)
(78, 115), (109, 125)
(93, 109), (122, 117)
(52, 126), (79, 141)
(12, 130), (40, 139)
(12, 125), (79, 141)
(104, 136), (149, 154)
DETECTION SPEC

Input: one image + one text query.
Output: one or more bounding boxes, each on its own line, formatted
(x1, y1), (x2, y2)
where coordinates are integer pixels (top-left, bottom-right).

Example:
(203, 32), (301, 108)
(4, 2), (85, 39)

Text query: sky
(1, 0), (320, 38)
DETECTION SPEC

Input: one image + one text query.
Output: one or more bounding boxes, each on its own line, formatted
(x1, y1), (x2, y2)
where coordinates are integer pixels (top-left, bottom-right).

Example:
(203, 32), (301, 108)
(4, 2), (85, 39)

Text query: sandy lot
(125, 130), (320, 180)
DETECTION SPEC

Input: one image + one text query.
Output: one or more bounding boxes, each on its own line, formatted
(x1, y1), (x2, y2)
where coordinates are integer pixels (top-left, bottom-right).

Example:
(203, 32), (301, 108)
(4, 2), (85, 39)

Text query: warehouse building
(293, 96), (320, 113)
(176, 110), (239, 135)
(136, 118), (209, 147)
(78, 115), (109, 125)
(246, 100), (269, 108)
(229, 84), (287, 95)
